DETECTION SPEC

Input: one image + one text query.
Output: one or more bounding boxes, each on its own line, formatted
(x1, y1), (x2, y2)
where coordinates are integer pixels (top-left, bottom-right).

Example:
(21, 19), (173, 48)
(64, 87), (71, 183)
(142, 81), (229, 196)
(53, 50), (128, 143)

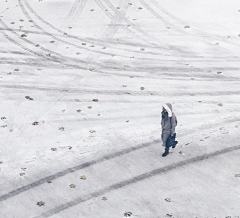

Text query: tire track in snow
(22, 0), (75, 35)
(0, 27), (158, 55)
(46, 111), (240, 124)
(0, 18), (94, 69)
(1, 9), (124, 74)
(0, 20), (93, 159)
(0, 49), (30, 56)
(34, 144), (240, 218)
(94, 0), (155, 48)
(138, 0), (239, 57)
(0, 60), (76, 69)
(20, 0), (130, 60)
(67, 0), (87, 19)
(177, 116), (240, 138)
(42, 113), (240, 142)
(0, 23), (59, 63)
(101, 0), (129, 39)
(0, 21), (114, 76)
(0, 23), (172, 74)
(23, 0), (159, 56)
(0, 140), (158, 202)
(72, 0), (87, 20)
(99, 0), (187, 53)
(138, 0), (188, 35)
(67, 0), (81, 19)
(0, 19), (96, 71)
(150, 0), (240, 49)
(0, 115), (239, 203)
(100, 0), (172, 49)
(86, 0), (129, 60)
(1, 83), (240, 97)
(2, 17), (239, 73)
(22, 0), (213, 59)
(101, 0), (196, 55)
(102, 0), (159, 41)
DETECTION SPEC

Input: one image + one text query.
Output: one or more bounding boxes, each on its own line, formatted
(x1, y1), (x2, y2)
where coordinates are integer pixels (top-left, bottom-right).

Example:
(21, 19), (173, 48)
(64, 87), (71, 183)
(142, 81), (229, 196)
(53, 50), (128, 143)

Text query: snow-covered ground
(1, 0), (240, 217)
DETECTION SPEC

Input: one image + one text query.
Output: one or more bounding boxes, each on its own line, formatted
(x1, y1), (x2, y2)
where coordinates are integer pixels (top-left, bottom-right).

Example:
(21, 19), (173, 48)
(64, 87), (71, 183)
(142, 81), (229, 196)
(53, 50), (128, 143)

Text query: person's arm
(161, 114), (164, 128)
(171, 115), (176, 136)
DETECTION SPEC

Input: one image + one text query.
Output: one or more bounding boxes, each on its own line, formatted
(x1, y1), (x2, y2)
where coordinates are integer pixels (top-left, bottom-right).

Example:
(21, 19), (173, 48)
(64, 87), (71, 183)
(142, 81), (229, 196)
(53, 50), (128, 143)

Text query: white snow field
(1, 0), (240, 217)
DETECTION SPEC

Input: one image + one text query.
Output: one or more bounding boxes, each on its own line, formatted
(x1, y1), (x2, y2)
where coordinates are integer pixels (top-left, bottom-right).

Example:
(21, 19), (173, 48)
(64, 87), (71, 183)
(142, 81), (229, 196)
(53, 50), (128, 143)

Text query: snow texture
(0, 0), (240, 217)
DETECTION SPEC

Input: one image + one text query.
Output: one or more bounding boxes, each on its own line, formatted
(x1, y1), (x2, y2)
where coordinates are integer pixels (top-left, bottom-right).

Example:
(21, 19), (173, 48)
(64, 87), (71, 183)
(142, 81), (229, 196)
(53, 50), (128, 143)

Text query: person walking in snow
(161, 103), (178, 157)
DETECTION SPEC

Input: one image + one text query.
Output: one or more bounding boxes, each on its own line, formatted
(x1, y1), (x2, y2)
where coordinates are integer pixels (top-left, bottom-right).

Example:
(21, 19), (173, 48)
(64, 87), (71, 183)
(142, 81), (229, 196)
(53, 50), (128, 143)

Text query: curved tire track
(1, 83), (240, 97)
(86, 0), (130, 61)
(95, 0), (156, 48)
(138, 0), (239, 58)
(1, 12), (126, 74)
(67, 0), (87, 19)
(102, 0), (159, 41)
(20, 0), (131, 60)
(34, 144), (240, 218)
(0, 139), (158, 202)
(0, 21), (112, 76)
(0, 23), (58, 63)
(0, 19), (93, 70)
(23, 0), (161, 55)
(101, 0), (196, 55)
(0, 27), (158, 54)
(0, 114), (239, 203)
(101, 0), (129, 39)
(149, 0), (240, 49)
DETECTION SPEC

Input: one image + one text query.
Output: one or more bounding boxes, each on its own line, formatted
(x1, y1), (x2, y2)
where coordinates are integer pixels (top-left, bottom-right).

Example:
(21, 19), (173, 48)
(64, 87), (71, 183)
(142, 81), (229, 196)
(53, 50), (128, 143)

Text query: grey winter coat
(161, 103), (177, 136)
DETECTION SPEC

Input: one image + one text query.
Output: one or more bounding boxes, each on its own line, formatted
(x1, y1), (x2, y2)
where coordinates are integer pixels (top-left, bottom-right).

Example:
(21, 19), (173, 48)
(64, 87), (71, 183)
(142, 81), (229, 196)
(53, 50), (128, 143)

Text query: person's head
(162, 103), (173, 117)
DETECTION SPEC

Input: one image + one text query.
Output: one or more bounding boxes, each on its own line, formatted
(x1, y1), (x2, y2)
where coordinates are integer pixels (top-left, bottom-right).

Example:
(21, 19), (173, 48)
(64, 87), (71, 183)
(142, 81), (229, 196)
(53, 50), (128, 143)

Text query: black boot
(172, 141), (178, 149)
(162, 147), (169, 157)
